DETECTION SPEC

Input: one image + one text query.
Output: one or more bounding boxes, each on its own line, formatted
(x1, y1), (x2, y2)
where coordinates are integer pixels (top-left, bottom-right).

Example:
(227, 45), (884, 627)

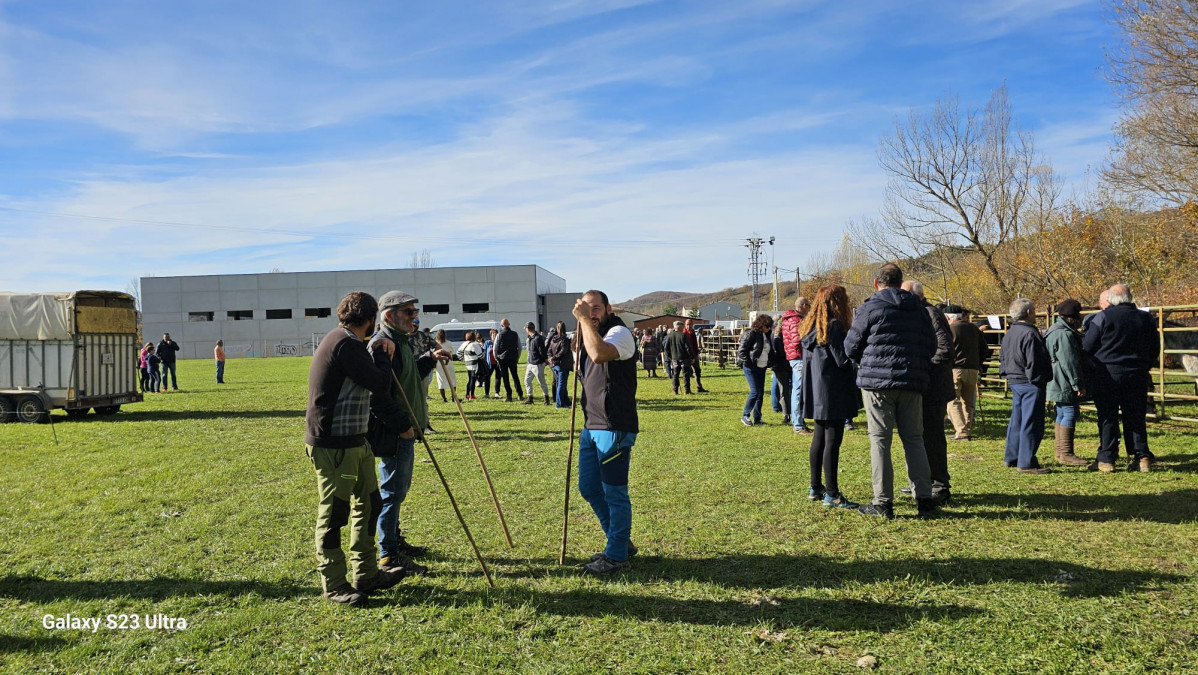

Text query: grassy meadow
(1, 356), (1196, 673)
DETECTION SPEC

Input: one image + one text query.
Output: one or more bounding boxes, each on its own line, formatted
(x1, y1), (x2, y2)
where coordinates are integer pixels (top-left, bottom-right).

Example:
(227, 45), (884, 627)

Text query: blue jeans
(162, 362), (177, 389)
(1004, 383), (1046, 468)
(376, 435), (416, 558)
(742, 366), (766, 421)
(216, 360), (225, 383)
(790, 358), (806, 429)
(552, 366), (572, 407)
(1055, 403), (1078, 428)
(770, 373), (783, 412)
(578, 429), (636, 562)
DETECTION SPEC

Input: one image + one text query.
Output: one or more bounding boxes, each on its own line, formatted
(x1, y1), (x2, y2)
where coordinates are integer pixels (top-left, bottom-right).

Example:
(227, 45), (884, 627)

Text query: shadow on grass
(0, 633), (68, 654)
(0, 576), (311, 603)
(952, 488), (1198, 524)
(495, 553), (1184, 600)
(405, 586), (980, 632)
(89, 410), (305, 422)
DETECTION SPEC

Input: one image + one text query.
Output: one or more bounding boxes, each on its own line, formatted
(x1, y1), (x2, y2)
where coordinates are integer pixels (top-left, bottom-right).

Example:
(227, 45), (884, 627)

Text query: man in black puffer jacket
(844, 263), (937, 519)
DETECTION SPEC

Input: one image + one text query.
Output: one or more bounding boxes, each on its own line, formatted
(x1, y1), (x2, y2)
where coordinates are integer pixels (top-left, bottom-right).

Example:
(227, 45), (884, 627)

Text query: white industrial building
(140, 265), (566, 359)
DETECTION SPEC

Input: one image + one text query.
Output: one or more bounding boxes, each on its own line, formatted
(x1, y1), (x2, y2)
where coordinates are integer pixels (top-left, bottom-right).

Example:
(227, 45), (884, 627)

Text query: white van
(428, 319), (500, 345)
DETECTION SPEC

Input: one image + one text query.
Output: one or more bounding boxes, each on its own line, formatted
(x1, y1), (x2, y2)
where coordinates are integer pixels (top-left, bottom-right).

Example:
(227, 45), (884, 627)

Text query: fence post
(1158, 308), (1167, 421)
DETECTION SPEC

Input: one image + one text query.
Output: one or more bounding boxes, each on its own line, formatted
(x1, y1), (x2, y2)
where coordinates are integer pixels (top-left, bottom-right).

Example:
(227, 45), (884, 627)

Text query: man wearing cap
(573, 289), (640, 576)
(523, 322), (551, 405)
(1082, 284), (1159, 472)
(944, 305), (988, 441)
(305, 291), (409, 606)
(370, 290), (452, 572)
(1045, 299), (1090, 466)
(495, 318), (524, 402)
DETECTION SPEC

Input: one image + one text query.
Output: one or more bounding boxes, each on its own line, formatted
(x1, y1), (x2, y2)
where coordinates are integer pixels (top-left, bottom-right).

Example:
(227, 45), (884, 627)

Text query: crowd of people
(297, 269), (1163, 605)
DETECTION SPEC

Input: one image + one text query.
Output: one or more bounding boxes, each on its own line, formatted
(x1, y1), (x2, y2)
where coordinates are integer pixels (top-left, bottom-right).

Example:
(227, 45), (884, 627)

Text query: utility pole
(745, 235), (770, 313)
(769, 237), (777, 312)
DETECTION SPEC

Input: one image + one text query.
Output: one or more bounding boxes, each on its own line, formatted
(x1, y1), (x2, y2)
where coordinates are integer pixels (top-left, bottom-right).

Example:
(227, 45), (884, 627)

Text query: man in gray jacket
(999, 298), (1052, 474)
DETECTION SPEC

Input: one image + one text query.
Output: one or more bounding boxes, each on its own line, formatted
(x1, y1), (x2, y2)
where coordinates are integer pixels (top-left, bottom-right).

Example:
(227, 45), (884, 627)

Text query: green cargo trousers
(307, 444), (382, 593)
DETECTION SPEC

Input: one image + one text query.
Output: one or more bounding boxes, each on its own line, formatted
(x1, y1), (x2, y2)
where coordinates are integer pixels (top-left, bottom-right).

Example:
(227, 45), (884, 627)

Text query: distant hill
(617, 280), (802, 318)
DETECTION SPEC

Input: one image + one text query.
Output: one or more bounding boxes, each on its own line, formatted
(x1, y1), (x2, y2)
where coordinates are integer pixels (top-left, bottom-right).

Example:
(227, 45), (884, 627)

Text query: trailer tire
(95, 405), (121, 416)
(16, 395), (48, 424)
(0, 396), (14, 423)
(66, 408), (90, 419)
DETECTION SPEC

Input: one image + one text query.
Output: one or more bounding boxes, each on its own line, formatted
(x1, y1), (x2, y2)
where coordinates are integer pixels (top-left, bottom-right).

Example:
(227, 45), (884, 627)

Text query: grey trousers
(524, 363), (549, 397)
(864, 389), (933, 505)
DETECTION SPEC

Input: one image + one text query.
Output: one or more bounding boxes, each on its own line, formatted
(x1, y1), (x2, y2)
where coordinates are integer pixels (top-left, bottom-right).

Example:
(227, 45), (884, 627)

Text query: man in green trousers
(304, 291), (410, 607)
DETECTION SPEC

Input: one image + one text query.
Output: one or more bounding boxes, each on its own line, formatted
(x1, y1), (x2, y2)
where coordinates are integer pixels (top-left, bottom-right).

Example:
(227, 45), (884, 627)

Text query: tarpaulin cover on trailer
(0, 293), (74, 340)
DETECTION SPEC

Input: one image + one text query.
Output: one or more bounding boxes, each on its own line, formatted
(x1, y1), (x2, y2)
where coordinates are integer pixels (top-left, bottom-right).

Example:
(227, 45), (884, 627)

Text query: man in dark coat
(662, 322), (693, 395)
(682, 319), (708, 393)
(494, 318), (524, 402)
(903, 281), (955, 503)
(1082, 284), (1159, 472)
(157, 332), (181, 391)
(843, 263), (938, 519)
(999, 298), (1052, 473)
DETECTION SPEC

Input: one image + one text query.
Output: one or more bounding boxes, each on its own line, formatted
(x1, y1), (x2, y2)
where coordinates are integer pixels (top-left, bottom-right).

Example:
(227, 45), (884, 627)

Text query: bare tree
(407, 249), (437, 268)
(1106, 0), (1198, 204)
(125, 278), (141, 312)
(853, 84), (1056, 297)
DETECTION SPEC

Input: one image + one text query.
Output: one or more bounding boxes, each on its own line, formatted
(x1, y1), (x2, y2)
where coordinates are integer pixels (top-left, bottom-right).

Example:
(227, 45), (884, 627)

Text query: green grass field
(2, 357), (1196, 673)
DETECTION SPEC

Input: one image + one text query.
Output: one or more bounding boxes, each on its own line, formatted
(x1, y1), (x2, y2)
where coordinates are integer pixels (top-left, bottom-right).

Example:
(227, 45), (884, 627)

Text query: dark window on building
(424, 304), (449, 314)
(462, 302), (490, 314)
(188, 311), (214, 322)
(228, 310), (254, 321)
(305, 307), (331, 318)
(266, 309), (293, 320)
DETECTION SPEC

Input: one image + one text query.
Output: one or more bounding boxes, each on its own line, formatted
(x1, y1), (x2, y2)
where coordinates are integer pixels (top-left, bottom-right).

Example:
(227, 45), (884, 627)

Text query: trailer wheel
(0, 397), (14, 423)
(94, 405), (121, 416)
(16, 395), (48, 424)
(66, 408), (90, 419)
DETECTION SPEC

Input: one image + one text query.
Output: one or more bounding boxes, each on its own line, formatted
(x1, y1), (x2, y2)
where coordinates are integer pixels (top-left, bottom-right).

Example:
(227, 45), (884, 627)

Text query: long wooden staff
(437, 360), (514, 548)
(390, 369), (494, 588)
(558, 324), (583, 565)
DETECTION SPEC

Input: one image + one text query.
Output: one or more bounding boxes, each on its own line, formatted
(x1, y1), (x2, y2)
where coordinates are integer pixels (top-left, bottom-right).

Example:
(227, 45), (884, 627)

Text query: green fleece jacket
(1045, 316), (1084, 404)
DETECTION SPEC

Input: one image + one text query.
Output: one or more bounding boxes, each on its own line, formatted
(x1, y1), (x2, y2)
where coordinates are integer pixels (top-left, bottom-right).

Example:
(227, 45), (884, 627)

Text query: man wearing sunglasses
(369, 290), (452, 573)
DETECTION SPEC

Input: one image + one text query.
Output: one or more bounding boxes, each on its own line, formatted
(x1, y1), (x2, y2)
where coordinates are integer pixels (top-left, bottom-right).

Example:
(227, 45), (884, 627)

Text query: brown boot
(1055, 424), (1089, 466)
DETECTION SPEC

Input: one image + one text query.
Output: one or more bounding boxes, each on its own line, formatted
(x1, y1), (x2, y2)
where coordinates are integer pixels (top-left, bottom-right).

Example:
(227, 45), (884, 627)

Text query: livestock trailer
(0, 290), (143, 422)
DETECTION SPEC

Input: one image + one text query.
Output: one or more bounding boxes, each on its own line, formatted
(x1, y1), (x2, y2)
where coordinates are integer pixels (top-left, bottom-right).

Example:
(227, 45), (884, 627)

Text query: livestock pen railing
(976, 303), (1198, 424)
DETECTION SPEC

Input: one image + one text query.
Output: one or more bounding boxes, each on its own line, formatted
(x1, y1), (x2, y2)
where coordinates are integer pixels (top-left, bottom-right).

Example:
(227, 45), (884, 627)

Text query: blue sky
(0, 0), (1115, 302)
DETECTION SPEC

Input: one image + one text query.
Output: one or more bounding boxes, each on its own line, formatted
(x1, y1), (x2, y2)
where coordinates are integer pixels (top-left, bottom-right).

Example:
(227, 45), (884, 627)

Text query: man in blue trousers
(572, 289), (640, 577)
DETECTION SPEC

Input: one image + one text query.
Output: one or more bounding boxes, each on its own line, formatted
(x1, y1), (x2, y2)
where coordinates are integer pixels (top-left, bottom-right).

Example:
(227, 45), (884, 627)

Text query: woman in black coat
(800, 284), (861, 509)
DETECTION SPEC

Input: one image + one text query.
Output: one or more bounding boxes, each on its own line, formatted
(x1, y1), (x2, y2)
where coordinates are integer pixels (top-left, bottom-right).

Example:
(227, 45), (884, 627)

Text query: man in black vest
(495, 318), (524, 402)
(573, 290), (640, 576)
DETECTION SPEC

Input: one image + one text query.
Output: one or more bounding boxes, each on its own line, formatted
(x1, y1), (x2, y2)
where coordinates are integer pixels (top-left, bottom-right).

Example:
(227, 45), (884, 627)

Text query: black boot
(544, 394), (551, 406)
(440, 390), (448, 402)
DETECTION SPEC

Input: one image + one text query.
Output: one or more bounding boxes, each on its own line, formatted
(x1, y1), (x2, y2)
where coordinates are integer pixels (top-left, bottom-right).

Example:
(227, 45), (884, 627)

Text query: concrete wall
(141, 265), (565, 359)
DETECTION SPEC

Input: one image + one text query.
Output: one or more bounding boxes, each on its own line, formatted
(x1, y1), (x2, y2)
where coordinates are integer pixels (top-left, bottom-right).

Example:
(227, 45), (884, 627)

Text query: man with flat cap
(369, 290), (451, 573)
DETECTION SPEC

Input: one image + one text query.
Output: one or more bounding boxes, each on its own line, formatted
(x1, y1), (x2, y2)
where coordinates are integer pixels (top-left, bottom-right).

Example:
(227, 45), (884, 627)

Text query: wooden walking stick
(390, 369), (495, 588)
(437, 360), (514, 548)
(558, 324), (583, 565)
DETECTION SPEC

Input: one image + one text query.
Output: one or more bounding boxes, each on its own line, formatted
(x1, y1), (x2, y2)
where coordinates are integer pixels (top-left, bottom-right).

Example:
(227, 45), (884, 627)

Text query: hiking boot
(857, 503), (894, 520)
(323, 583), (368, 607)
(916, 498), (940, 518)
(741, 416), (753, 427)
(353, 568), (407, 594)
(544, 394), (551, 406)
(582, 554), (630, 577)
(1055, 424), (1089, 466)
(396, 535), (428, 557)
(1018, 466), (1052, 474)
(590, 541), (638, 562)
(931, 489), (952, 506)
(1092, 461), (1116, 473)
(808, 486), (826, 501)
(823, 492), (860, 509)
(379, 553), (429, 576)
(1137, 457), (1150, 473)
